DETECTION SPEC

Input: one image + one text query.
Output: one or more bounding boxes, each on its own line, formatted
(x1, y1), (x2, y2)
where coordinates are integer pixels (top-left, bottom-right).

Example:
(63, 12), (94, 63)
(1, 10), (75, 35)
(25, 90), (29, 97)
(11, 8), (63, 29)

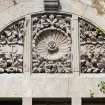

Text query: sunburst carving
(35, 29), (71, 60)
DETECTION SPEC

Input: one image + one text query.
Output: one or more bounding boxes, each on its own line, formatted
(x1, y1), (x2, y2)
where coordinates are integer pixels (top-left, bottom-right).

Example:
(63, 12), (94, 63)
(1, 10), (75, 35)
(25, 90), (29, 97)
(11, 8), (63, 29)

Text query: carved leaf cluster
(32, 14), (71, 37)
(0, 19), (24, 73)
(80, 19), (105, 73)
(32, 14), (72, 73)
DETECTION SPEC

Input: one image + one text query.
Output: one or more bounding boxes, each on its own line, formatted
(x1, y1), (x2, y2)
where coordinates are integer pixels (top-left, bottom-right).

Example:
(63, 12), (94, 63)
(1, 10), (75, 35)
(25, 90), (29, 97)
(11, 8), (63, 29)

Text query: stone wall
(0, 0), (105, 105)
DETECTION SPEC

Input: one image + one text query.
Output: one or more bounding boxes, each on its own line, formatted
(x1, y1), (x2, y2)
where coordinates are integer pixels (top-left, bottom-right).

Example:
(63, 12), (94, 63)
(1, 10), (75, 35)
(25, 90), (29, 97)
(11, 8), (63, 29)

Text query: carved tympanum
(32, 14), (72, 73)
(80, 19), (105, 73)
(0, 19), (24, 73)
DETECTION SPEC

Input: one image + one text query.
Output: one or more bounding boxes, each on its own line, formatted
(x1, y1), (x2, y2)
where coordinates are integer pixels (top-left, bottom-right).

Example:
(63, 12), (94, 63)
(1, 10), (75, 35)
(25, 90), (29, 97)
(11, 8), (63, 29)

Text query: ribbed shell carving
(35, 29), (71, 60)
(32, 13), (72, 73)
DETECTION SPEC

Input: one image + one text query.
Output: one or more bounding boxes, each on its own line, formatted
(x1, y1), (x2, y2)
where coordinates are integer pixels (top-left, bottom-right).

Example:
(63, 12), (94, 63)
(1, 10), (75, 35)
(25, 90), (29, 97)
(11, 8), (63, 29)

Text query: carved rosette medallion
(79, 19), (105, 73)
(0, 19), (25, 73)
(32, 13), (72, 73)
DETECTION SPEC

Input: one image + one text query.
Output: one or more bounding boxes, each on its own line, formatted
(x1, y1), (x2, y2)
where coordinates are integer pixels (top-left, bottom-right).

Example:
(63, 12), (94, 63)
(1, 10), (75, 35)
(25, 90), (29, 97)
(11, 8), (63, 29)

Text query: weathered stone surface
(80, 19), (105, 73)
(32, 13), (72, 73)
(0, 1), (104, 105)
(0, 19), (25, 73)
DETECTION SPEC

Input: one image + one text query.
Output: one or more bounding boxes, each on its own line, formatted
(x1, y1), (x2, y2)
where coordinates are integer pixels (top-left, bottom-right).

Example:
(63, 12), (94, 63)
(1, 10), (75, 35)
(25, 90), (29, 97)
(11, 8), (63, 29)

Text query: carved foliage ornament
(0, 19), (25, 73)
(80, 18), (105, 73)
(32, 13), (72, 73)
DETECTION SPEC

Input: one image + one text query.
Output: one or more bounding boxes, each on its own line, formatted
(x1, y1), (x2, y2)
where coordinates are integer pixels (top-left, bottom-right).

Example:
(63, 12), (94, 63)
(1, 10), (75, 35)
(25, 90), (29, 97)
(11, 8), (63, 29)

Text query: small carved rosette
(0, 19), (25, 73)
(32, 13), (72, 73)
(80, 18), (105, 73)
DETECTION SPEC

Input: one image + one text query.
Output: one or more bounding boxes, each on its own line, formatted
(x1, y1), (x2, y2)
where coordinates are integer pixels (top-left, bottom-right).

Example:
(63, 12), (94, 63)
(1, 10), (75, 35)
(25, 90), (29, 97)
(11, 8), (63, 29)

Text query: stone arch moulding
(0, 12), (105, 74)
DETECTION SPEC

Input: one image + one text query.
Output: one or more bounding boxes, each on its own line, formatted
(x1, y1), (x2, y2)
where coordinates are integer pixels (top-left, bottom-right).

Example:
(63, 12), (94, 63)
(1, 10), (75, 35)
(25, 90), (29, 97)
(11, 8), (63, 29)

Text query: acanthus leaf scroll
(80, 19), (105, 73)
(0, 19), (25, 73)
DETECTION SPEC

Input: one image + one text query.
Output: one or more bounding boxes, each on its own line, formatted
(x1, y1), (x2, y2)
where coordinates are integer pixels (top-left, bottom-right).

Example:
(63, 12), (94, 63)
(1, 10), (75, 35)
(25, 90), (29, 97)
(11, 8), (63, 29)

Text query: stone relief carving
(80, 19), (105, 73)
(0, 19), (24, 73)
(32, 14), (72, 73)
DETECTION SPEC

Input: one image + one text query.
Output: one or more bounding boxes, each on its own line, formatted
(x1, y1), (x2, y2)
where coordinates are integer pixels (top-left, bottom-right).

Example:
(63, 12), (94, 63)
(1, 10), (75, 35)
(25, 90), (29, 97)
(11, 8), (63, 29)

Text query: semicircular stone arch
(0, 12), (105, 73)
